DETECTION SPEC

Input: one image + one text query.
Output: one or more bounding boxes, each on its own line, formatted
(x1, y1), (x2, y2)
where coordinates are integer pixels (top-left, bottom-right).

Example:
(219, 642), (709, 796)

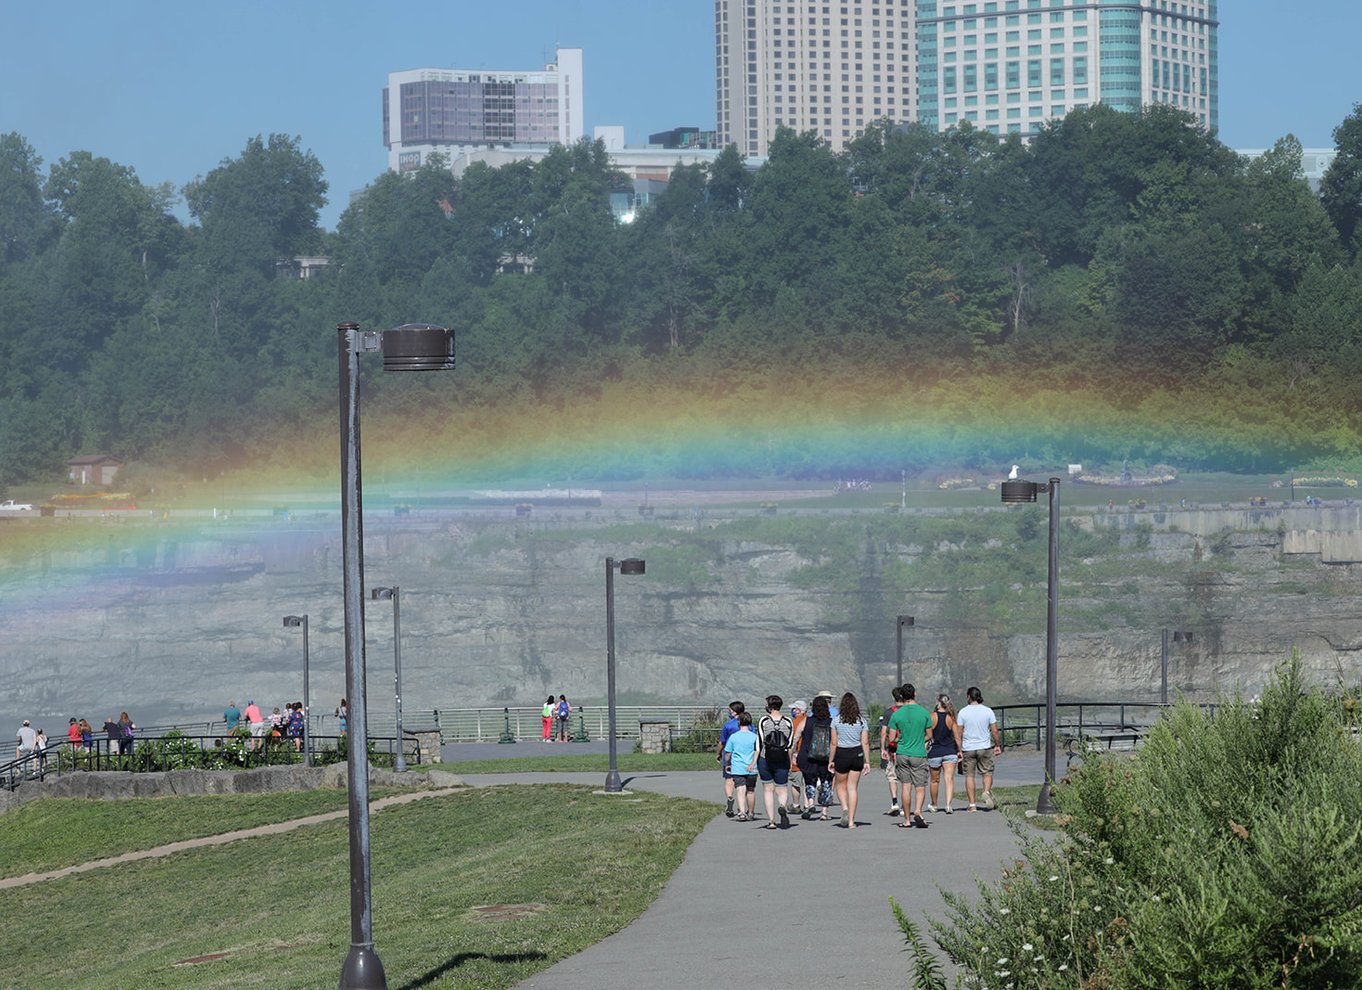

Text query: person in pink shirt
(243, 700), (265, 750)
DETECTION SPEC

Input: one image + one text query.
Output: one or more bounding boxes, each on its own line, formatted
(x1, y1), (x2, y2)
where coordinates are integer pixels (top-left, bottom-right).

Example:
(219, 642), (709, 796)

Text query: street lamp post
(283, 615), (311, 768)
(1160, 629), (1194, 705)
(1001, 475), (1061, 815)
(337, 321), (455, 990)
(604, 557), (646, 793)
(371, 587), (406, 773)
(895, 615), (914, 687)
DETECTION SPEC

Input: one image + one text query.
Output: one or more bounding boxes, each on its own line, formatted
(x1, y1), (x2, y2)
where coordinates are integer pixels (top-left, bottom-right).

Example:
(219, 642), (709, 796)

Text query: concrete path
(496, 754), (1048, 990)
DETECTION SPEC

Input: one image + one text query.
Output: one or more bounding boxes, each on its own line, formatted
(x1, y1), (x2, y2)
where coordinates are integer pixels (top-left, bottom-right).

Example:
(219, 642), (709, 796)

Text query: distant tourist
(756, 695), (794, 829)
(117, 712), (136, 755)
(555, 694), (570, 742)
(541, 695), (556, 743)
(831, 692), (871, 828)
(242, 700), (265, 750)
(879, 686), (905, 817)
(887, 683), (932, 829)
(793, 695), (834, 820)
(722, 711), (758, 821)
(102, 715), (121, 754)
(336, 699), (348, 736)
(270, 707), (285, 734)
(716, 701), (745, 817)
(927, 693), (962, 814)
(958, 687), (1003, 812)
(78, 718), (93, 749)
(787, 700), (808, 814)
(67, 717), (83, 750)
(224, 700), (242, 736)
(286, 702), (306, 752)
(33, 727), (48, 771)
(15, 719), (36, 763)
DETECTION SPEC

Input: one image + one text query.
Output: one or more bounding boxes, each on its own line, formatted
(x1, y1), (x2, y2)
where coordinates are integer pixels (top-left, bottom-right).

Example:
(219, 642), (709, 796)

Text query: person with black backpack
(756, 695), (794, 829)
(792, 694), (835, 820)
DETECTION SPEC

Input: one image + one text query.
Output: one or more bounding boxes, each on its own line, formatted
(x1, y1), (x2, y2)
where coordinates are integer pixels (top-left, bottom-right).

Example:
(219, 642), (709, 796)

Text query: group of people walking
(718, 685), (1002, 829)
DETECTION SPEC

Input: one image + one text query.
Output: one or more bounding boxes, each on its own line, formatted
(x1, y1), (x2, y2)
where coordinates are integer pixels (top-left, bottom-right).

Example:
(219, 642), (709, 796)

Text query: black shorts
(833, 746), (865, 774)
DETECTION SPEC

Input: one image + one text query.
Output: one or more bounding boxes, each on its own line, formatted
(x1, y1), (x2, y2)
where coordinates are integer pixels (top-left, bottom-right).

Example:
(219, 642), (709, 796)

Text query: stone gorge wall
(3, 505), (1361, 731)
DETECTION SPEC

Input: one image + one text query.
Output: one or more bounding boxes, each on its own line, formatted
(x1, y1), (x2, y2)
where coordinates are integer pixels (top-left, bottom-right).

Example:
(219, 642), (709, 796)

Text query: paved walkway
(497, 754), (1047, 990)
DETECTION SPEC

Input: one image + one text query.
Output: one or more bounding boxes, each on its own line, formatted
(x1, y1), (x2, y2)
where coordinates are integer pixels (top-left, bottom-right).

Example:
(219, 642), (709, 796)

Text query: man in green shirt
(887, 684), (934, 829)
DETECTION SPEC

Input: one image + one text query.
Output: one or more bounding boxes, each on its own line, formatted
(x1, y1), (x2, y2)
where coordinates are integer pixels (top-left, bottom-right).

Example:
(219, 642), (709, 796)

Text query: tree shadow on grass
(398, 951), (548, 989)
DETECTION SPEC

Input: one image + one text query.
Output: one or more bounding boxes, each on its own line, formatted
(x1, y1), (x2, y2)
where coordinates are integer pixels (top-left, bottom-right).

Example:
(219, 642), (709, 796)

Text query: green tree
(1320, 102), (1362, 255)
(0, 132), (55, 264)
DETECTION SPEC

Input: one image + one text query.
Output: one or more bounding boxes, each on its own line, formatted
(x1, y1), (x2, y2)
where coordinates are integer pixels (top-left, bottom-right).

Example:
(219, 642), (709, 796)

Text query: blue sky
(2, 0), (1358, 230)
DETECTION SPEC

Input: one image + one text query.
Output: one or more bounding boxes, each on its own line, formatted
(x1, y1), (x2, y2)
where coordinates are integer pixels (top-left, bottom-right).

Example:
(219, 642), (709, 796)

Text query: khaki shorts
(884, 756), (899, 784)
(894, 754), (929, 787)
(961, 748), (995, 775)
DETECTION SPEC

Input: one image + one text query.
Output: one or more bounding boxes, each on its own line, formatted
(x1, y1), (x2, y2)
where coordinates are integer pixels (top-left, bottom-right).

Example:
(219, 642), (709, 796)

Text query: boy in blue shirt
(716, 701), (745, 817)
(722, 712), (759, 821)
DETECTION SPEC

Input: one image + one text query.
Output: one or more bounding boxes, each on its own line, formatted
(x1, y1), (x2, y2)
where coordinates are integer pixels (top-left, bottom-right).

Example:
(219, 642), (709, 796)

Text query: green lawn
(0, 789), (380, 879)
(447, 751), (719, 774)
(6, 784), (715, 989)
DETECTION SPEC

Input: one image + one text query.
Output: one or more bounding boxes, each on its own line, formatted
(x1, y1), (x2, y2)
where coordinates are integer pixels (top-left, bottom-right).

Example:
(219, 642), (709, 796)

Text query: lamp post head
(381, 324), (454, 372)
(370, 587), (397, 601)
(897, 615), (914, 629)
(617, 558), (646, 576)
(283, 615), (306, 628)
(1000, 479), (1044, 503)
(1173, 630), (1194, 643)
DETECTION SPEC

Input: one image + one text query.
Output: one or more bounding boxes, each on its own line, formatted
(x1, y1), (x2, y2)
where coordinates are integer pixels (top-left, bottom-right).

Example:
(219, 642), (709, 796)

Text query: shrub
(897, 653), (1362, 989)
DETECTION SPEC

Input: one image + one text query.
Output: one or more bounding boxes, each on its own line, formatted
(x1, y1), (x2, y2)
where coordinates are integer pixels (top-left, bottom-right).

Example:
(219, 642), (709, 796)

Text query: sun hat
(815, 690), (834, 699)
(791, 699), (809, 713)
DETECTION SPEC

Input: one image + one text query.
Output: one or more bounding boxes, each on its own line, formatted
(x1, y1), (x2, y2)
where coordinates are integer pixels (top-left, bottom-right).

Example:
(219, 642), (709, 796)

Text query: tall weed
(902, 653), (1362, 989)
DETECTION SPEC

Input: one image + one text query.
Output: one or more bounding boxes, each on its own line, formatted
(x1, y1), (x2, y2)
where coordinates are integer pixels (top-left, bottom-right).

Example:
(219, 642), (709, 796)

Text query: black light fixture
(604, 557), (646, 793)
(895, 615), (914, 687)
(337, 321), (454, 990)
(282, 615), (311, 769)
(370, 587), (406, 773)
(1001, 475), (1061, 814)
(1160, 629), (1194, 705)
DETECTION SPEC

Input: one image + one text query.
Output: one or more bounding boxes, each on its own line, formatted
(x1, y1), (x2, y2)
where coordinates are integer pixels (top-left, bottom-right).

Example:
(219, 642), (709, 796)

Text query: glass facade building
(912, 0), (1217, 138)
(383, 48), (584, 173)
(717, 2), (1218, 152)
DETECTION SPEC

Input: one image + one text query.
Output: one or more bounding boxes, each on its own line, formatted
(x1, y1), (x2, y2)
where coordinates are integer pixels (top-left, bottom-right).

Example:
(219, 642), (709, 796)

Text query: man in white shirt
(15, 719), (36, 762)
(956, 687), (1002, 811)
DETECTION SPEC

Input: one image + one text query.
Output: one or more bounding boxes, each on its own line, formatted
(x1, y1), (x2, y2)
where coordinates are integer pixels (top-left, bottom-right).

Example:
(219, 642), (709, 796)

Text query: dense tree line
(2, 103), (1362, 485)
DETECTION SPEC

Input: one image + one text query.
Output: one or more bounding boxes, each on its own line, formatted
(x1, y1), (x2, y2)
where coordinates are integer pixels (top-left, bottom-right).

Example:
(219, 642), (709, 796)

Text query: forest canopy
(3, 103), (1362, 485)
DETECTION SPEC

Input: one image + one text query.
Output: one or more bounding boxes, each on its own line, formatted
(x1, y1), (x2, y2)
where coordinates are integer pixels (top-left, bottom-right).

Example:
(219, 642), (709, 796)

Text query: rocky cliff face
(3, 506), (1360, 731)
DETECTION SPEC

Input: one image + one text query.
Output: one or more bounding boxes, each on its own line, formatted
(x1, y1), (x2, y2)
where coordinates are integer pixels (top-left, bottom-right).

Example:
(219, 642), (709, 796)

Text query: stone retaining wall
(0, 763), (465, 817)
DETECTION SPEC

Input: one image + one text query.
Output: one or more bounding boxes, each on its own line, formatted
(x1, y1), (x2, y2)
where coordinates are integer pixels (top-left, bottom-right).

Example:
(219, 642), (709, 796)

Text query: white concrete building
(383, 47), (584, 173)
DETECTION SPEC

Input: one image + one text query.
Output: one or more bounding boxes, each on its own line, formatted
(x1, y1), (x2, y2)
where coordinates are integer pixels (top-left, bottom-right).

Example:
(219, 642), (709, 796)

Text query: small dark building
(67, 454), (123, 487)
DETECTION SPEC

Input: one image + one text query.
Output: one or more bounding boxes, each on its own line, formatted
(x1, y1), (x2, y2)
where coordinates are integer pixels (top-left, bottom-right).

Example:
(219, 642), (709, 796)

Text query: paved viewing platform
(440, 747), (1049, 990)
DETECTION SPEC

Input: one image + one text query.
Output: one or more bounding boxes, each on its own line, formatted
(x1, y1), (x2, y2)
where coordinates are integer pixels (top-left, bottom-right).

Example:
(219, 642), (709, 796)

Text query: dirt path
(0, 786), (463, 890)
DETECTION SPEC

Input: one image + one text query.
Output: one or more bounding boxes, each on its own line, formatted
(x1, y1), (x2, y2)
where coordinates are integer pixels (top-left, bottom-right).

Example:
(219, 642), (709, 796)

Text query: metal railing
(992, 701), (1218, 751)
(414, 705), (726, 744)
(1, 730), (423, 787)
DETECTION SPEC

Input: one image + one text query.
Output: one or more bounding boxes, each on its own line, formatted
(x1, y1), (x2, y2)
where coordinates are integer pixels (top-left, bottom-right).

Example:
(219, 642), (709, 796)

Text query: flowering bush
(895, 653), (1362, 989)
(1291, 477), (1358, 488)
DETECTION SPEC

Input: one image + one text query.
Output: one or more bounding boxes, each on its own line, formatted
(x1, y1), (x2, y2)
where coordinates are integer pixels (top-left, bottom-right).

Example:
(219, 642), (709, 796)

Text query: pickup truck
(0, 499), (34, 511)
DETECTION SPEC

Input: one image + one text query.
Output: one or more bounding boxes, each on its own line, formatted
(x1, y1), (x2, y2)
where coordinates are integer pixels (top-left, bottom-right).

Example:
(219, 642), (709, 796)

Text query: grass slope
(7, 784), (715, 989)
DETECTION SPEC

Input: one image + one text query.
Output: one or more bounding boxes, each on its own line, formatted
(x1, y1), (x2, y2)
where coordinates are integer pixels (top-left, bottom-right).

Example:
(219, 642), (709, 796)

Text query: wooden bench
(1063, 727), (1143, 769)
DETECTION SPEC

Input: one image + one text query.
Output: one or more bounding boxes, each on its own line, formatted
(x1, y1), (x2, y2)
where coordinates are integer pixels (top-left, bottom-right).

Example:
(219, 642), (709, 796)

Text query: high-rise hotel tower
(715, 1), (1217, 152)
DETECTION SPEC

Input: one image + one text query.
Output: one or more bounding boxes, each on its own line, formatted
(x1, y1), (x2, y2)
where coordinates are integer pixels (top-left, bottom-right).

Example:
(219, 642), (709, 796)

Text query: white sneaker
(982, 790), (995, 809)
(925, 803), (937, 813)
(943, 804), (954, 814)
